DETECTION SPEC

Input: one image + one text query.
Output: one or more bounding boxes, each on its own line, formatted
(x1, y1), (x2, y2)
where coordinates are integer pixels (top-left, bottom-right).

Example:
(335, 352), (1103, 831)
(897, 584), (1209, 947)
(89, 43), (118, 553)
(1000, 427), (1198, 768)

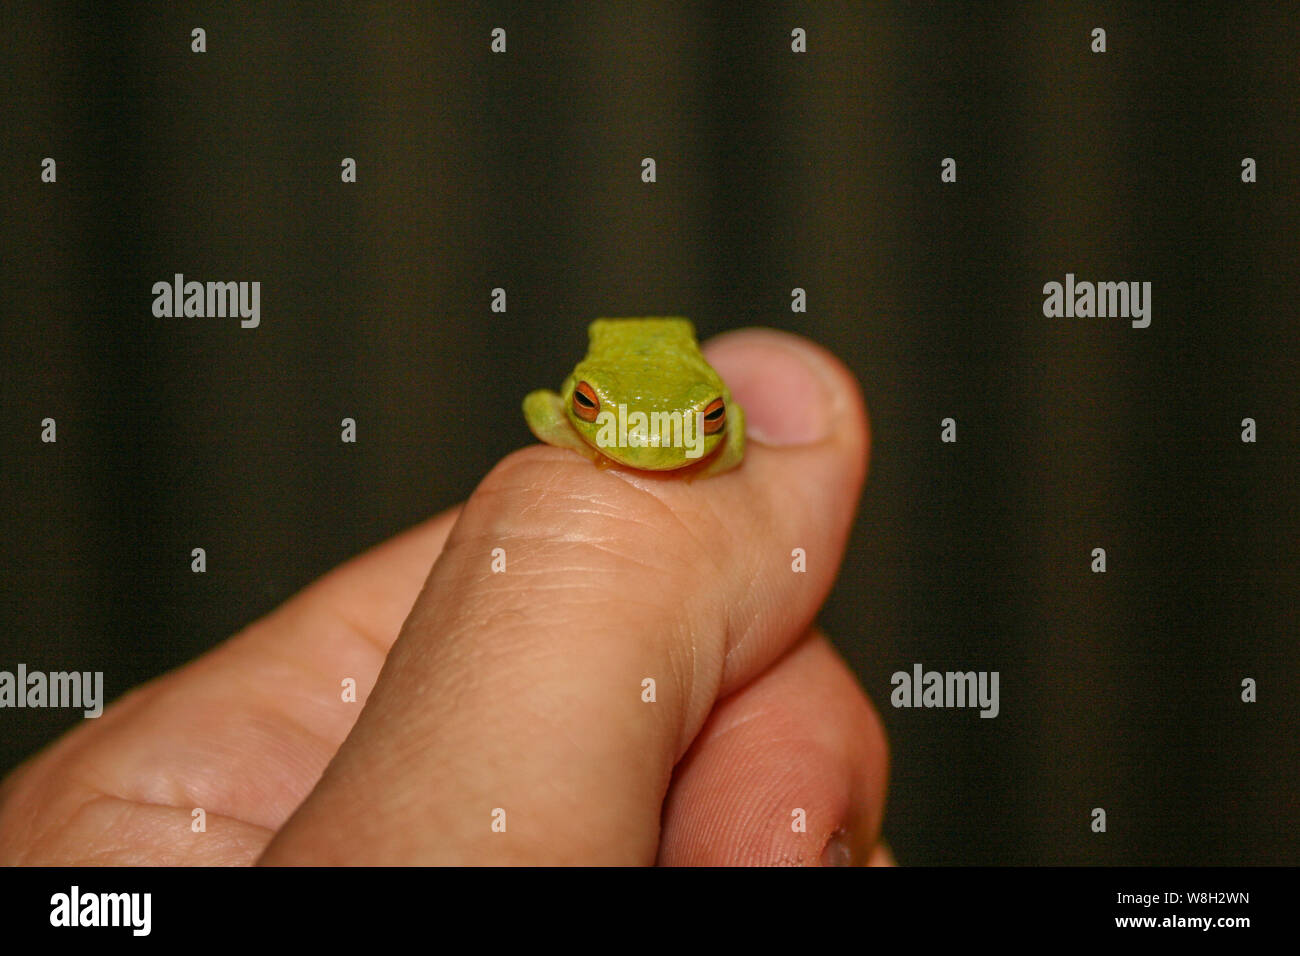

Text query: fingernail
(714, 336), (841, 447)
(820, 827), (858, 867)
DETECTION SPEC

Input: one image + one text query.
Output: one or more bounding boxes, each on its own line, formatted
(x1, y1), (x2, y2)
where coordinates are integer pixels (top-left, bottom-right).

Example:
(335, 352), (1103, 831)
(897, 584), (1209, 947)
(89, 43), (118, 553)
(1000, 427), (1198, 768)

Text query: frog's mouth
(587, 434), (722, 471)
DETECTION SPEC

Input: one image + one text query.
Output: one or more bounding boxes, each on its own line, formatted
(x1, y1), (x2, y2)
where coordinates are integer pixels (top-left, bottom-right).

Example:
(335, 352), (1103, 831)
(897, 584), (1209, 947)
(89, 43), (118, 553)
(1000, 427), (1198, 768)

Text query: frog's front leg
(523, 388), (603, 463)
(694, 401), (745, 478)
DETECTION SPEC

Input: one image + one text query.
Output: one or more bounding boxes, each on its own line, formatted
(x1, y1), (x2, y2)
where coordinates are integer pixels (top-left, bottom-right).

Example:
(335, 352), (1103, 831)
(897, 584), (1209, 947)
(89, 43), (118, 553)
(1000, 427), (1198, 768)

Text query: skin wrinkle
(723, 475), (804, 669)
(310, 542), (442, 642)
(16, 794), (140, 866)
(53, 795), (271, 866)
(517, 488), (656, 523)
(233, 621), (381, 708)
(719, 529), (773, 651)
(226, 649), (368, 740)
(106, 703), (329, 828)
(493, 523), (663, 551)
(692, 494), (763, 691)
(579, 502), (705, 570)
(719, 587), (772, 677)
(719, 464), (854, 681)
(0, 781), (96, 866)
(0, 682), (158, 838)
(661, 590), (730, 763)
(314, 591), (413, 659)
(451, 458), (742, 637)
(7, 762), (164, 865)
(431, 509), (717, 697)
(447, 505), (696, 582)
(514, 447), (727, 561)
(605, 501), (709, 563)
(524, 538), (681, 579)
(695, 489), (749, 576)
(701, 701), (778, 745)
(482, 519), (680, 569)
(650, 613), (709, 764)
(609, 473), (733, 562)
(466, 449), (593, 522)
(680, 625), (705, 764)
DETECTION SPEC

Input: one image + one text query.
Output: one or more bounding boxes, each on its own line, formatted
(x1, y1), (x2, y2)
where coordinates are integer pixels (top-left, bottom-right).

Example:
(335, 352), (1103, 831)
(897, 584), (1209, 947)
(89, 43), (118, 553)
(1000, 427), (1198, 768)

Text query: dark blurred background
(2, 2), (1297, 864)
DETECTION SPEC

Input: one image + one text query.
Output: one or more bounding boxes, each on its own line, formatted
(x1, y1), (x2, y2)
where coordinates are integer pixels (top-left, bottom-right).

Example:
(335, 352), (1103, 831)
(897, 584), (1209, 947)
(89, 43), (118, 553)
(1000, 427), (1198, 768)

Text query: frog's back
(587, 317), (699, 356)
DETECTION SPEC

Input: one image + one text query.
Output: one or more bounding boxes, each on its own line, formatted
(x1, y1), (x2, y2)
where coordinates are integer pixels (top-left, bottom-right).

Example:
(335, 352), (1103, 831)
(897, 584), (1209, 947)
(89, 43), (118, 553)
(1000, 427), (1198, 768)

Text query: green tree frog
(523, 318), (745, 477)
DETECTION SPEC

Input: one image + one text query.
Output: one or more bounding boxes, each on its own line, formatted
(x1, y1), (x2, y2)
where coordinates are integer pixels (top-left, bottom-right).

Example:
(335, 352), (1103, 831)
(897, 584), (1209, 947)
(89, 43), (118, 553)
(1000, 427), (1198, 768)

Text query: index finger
(0, 506), (461, 864)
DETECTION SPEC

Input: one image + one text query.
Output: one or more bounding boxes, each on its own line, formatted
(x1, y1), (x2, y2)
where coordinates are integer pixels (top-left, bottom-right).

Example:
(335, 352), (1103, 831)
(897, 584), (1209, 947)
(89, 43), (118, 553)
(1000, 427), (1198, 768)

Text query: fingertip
(703, 327), (870, 477)
(867, 841), (897, 866)
(657, 634), (888, 867)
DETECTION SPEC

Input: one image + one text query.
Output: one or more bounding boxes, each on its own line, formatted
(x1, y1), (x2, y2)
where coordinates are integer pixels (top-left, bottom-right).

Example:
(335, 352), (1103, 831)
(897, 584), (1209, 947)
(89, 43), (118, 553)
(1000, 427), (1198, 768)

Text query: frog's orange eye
(572, 381), (600, 422)
(702, 398), (726, 435)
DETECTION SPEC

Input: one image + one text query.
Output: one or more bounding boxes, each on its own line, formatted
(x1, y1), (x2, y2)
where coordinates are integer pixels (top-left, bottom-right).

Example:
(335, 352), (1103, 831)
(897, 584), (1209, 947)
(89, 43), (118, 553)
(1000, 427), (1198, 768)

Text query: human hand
(0, 328), (887, 866)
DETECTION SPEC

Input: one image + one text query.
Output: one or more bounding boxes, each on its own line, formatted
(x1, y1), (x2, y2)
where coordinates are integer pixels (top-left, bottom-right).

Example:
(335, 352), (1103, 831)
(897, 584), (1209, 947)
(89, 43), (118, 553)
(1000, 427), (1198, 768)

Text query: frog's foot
(523, 389), (603, 463)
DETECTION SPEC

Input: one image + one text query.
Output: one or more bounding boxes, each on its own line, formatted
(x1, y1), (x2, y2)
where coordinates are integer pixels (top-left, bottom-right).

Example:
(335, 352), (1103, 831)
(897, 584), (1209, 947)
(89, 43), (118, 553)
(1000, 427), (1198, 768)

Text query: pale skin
(0, 328), (889, 866)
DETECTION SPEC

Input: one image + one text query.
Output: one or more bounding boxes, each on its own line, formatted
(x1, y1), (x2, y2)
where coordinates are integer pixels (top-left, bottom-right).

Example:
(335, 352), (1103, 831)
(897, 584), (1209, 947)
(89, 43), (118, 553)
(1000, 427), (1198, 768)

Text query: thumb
(259, 328), (870, 864)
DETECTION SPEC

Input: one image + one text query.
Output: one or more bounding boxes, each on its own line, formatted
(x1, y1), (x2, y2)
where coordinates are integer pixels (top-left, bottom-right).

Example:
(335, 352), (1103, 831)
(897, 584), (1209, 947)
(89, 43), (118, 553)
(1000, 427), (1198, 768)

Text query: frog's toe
(524, 389), (601, 461)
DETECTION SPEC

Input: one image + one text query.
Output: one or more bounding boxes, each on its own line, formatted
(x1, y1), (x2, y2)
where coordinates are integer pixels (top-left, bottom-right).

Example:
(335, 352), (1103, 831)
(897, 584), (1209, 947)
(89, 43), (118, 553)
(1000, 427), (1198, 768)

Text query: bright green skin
(523, 318), (745, 477)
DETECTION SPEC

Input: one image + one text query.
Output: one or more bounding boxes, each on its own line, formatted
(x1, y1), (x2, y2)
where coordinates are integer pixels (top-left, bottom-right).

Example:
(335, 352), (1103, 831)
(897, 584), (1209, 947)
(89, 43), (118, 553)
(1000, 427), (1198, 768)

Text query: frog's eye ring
(572, 381), (600, 422)
(702, 398), (727, 435)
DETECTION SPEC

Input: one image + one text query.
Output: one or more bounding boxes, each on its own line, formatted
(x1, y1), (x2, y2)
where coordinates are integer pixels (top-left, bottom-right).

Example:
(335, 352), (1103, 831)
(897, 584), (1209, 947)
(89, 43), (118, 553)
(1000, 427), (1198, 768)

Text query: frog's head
(562, 353), (730, 470)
